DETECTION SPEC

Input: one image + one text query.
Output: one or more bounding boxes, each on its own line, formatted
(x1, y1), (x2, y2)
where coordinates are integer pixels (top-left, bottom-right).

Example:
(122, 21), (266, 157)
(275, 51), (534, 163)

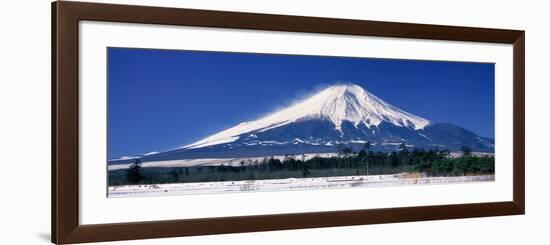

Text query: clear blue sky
(108, 47), (494, 158)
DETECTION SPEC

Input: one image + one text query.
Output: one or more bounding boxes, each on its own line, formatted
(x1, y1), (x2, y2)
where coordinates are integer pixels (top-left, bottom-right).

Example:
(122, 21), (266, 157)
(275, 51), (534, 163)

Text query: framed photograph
(52, 1), (525, 244)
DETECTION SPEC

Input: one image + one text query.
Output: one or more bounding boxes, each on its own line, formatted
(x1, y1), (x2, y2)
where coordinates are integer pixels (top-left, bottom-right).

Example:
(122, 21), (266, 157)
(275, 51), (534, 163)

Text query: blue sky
(108, 47), (494, 158)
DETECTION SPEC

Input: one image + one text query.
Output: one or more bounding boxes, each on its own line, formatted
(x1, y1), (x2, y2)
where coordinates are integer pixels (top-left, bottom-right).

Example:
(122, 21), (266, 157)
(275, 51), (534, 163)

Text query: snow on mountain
(108, 83), (494, 165)
(185, 83), (430, 149)
(143, 151), (159, 156)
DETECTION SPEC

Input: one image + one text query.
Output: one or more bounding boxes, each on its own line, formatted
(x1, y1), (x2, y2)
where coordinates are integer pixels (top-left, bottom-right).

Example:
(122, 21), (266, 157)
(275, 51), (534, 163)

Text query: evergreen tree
(357, 149), (367, 160)
(301, 162), (310, 177)
(357, 143), (370, 175)
(126, 159), (144, 184)
(398, 141), (410, 165)
(365, 142), (374, 173)
(170, 170), (180, 181)
(389, 152), (400, 168)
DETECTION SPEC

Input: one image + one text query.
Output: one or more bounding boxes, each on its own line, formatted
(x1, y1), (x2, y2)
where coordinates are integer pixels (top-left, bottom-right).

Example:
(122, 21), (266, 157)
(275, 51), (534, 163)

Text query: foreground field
(108, 173), (494, 197)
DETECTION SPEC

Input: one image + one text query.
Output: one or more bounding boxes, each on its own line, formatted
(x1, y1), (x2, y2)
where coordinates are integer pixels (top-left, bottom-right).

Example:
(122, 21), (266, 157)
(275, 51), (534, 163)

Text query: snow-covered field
(449, 152), (495, 158)
(108, 174), (494, 197)
(108, 153), (339, 171)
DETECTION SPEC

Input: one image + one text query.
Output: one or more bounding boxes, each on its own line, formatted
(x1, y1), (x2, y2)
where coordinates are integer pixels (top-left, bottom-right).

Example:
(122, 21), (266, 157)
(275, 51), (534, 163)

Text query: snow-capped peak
(184, 83), (430, 149)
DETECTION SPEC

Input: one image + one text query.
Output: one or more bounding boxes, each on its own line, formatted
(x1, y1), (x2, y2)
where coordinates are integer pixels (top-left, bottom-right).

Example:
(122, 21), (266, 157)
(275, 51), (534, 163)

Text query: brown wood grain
(52, 1), (525, 244)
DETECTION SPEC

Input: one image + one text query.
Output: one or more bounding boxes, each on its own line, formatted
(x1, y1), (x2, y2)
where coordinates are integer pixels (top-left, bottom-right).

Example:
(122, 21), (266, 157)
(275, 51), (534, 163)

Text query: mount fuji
(110, 84), (494, 163)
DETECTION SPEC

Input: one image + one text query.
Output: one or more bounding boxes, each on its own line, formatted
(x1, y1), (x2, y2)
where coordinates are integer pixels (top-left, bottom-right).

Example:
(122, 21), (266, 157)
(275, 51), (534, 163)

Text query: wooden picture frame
(52, 1), (525, 244)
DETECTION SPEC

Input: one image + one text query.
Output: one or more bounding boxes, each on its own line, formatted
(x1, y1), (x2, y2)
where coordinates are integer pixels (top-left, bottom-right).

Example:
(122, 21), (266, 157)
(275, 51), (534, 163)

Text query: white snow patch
(294, 138), (305, 143)
(260, 140), (288, 145)
(113, 156), (139, 161)
(108, 153), (340, 171)
(143, 151), (159, 156)
(418, 133), (432, 141)
(186, 136), (239, 149)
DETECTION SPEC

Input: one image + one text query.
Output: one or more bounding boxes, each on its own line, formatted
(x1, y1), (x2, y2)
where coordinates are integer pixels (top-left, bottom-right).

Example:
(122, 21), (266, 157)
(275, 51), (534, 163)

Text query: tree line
(112, 142), (494, 186)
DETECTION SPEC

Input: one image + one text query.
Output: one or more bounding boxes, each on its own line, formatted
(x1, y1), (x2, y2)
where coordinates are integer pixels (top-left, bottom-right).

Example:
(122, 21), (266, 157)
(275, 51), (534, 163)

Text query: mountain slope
(110, 83), (493, 164)
(185, 84), (430, 149)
